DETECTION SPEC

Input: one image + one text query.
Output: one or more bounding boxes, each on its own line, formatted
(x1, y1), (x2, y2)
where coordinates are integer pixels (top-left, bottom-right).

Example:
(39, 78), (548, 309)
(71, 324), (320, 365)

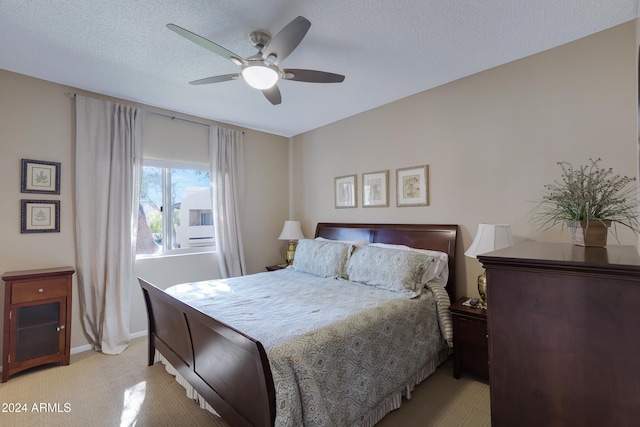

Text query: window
(137, 160), (214, 256)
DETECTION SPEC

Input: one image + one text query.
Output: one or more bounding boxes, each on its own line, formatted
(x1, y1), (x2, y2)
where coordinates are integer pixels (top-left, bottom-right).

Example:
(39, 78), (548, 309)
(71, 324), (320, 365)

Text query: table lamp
(278, 220), (305, 265)
(465, 224), (513, 308)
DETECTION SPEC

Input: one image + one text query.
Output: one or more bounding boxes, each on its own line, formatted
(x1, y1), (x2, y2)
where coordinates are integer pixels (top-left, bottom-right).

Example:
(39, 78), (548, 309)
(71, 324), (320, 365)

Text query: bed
(139, 222), (458, 427)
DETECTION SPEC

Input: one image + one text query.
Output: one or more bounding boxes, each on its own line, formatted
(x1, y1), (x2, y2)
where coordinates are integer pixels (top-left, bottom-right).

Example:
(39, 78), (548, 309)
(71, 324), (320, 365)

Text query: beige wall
(292, 21), (638, 299)
(0, 69), (289, 353)
(0, 20), (637, 355)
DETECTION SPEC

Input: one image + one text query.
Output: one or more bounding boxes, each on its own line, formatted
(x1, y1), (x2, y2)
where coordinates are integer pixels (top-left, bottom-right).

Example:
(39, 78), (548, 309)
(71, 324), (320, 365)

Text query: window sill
(136, 249), (216, 260)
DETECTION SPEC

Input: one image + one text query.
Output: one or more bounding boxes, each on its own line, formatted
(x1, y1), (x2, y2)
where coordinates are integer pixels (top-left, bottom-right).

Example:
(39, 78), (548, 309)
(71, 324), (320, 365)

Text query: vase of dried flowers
(531, 158), (639, 247)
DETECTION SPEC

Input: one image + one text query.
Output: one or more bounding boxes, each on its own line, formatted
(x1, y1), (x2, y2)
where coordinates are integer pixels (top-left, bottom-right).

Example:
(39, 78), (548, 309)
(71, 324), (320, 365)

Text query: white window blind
(143, 113), (209, 165)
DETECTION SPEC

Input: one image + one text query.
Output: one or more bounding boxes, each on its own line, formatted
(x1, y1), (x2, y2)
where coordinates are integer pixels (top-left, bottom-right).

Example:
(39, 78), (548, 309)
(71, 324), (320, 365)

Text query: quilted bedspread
(166, 268), (448, 427)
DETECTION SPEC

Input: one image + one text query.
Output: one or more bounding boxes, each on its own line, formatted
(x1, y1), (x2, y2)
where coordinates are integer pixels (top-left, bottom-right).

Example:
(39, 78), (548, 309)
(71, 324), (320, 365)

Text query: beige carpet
(0, 337), (490, 426)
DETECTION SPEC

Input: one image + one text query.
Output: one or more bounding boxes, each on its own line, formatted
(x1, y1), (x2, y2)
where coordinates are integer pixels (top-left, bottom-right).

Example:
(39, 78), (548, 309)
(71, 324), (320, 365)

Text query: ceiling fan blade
(262, 85), (282, 105)
(167, 24), (246, 65)
(263, 16), (311, 66)
(283, 69), (345, 83)
(189, 74), (240, 85)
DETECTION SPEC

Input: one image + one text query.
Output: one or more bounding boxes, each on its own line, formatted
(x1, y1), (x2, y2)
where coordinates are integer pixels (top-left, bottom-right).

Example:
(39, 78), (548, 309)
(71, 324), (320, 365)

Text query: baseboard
(130, 329), (149, 340)
(0, 330), (150, 374)
(70, 343), (94, 355)
(70, 330), (149, 355)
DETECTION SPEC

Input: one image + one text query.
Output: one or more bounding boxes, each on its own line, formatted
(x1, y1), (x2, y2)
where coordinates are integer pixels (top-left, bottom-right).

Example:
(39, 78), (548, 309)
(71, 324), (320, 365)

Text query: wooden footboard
(139, 278), (275, 427)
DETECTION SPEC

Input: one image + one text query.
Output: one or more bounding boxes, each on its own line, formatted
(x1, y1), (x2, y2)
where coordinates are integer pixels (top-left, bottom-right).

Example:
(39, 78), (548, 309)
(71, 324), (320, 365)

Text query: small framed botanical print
(396, 165), (429, 207)
(21, 159), (61, 194)
(362, 170), (389, 207)
(335, 174), (357, 208)
(21, 200), (60, 233)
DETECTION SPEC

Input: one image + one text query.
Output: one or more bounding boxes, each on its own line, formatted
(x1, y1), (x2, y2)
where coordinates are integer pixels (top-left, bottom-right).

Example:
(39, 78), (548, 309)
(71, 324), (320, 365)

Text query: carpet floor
(0, 337), (490, 426)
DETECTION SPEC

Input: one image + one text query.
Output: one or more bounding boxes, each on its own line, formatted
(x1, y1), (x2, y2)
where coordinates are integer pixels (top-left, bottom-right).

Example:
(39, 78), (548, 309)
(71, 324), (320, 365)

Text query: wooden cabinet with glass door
(2, 266), (75, 382)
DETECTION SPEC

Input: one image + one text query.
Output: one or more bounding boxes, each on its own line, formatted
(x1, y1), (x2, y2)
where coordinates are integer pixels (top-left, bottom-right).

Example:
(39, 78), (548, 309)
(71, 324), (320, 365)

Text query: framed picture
(21, 159), (61, 194)
(396, 165), (429, 207)
(334, 174), (357, 208)
(21, 200), (60, 233)
(362, 170), (389, 207)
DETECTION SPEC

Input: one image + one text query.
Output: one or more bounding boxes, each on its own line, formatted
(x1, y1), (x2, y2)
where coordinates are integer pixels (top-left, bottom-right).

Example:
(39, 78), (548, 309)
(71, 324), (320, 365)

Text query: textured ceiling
(0, 1), (636, 137)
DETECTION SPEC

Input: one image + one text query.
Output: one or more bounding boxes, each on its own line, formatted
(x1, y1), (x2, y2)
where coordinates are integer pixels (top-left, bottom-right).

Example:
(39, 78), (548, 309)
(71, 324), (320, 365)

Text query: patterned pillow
(346, 245), (433, 297)
(293, 239), (352, 278)
(369, 242), (449, 285)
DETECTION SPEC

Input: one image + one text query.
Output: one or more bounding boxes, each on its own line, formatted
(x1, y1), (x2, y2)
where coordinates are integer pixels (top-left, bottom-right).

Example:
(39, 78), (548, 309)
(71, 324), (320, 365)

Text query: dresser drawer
(11, 277), (68, 304)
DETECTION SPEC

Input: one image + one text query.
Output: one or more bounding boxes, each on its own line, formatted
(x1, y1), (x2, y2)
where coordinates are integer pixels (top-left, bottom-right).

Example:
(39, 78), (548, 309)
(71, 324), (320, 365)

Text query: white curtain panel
(209, 126), (246, 278)
(75, 95), (143, 355)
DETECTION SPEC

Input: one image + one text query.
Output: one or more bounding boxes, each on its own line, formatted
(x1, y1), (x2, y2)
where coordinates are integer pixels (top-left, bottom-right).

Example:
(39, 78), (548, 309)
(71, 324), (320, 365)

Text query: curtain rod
(66, 91), (243, 133)
(148, 111), (245, 134)
(147, 110), (211, 128)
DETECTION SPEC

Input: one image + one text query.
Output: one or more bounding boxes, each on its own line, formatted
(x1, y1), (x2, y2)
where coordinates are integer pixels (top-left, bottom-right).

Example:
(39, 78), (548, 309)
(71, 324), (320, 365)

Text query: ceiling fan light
(241, 64), (279, 90)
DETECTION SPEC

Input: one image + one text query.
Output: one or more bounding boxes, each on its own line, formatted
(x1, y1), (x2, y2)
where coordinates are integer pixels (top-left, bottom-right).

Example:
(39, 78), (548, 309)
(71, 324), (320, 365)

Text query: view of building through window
(137, 163), (214, 255)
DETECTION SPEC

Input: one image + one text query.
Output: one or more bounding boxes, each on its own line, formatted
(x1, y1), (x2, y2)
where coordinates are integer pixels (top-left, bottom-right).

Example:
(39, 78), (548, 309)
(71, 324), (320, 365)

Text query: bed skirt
(154, 351), (222, 418)
(155, 347), (448, 427)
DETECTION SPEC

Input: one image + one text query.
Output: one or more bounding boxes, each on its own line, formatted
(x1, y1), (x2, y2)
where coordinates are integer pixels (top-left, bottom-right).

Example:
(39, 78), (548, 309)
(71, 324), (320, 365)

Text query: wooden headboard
(315, 223), (458, 302)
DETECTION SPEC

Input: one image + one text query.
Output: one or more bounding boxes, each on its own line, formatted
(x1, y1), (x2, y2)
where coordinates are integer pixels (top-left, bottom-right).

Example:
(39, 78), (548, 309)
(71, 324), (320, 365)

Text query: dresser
(2, 266), (75, 382)
(478, 242), (640, 426)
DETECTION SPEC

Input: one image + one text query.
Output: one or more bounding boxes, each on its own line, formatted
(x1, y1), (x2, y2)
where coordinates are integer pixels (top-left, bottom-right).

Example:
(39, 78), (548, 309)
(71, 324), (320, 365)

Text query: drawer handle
(38, 288), (44, 293)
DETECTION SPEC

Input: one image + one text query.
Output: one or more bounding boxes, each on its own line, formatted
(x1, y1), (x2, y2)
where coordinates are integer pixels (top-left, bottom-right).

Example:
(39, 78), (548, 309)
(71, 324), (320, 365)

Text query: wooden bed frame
(139, 223), (458, 427)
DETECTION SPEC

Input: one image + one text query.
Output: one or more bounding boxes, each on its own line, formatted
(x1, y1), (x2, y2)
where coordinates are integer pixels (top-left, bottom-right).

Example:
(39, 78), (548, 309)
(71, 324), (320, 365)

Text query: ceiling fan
(167, 16), (345, 105)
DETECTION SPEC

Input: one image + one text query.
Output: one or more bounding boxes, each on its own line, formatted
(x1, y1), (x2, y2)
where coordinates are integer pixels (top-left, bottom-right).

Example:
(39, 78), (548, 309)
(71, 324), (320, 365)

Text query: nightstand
(2, 266), (75, 382)
(449, 297), (488, 380)
(265, 264), (288, 271)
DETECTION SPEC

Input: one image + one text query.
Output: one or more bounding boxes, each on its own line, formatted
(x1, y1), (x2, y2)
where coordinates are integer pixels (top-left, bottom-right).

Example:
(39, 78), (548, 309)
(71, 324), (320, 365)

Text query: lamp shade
(465, 224), (513, 258)
(278, 221), (305, 241)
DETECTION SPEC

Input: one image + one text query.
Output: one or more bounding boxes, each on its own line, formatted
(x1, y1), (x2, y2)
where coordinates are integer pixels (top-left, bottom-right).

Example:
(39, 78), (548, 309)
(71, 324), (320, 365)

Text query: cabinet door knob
(57, 325), (65, 331)
(38, 288), (44, 293)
